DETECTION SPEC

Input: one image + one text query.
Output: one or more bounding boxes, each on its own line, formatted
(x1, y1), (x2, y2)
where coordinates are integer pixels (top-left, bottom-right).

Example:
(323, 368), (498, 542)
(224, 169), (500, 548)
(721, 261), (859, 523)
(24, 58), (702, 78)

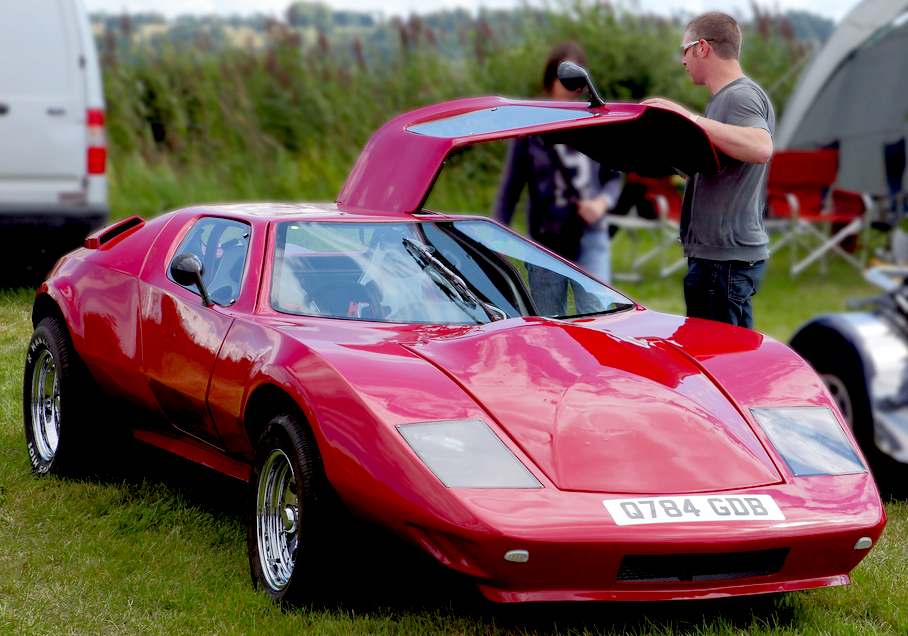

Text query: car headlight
(397, 419), (542, 488)
(751, 406), (865, 476)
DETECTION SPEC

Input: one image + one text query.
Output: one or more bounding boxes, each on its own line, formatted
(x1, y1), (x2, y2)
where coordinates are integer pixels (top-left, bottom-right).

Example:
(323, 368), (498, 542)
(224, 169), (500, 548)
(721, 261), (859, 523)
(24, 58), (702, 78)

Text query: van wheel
(23, 317), (95, 475)
(247, 413), (327, 605)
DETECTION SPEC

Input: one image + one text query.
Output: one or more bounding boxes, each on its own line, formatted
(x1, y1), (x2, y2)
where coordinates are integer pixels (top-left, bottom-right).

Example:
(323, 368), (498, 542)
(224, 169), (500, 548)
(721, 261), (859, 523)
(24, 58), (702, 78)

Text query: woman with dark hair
(495, 42), (622, 314)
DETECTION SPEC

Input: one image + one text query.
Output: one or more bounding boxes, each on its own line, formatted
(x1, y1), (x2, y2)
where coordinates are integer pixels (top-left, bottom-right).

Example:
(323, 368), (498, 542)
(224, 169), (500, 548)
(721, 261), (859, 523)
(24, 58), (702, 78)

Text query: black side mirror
(170, 253), (213, 307)
(557, 61), (606, 108)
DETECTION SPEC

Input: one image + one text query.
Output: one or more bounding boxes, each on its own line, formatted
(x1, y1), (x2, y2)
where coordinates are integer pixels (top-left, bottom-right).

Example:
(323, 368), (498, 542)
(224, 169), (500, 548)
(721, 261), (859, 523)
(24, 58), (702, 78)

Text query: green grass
(4, 5), (892, 630)
(1, 247), (906, 635)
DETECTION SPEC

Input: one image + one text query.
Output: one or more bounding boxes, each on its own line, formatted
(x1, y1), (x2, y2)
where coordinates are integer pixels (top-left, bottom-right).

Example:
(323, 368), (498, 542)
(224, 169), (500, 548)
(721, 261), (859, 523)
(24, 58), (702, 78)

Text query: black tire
(22, 316), (96, 475)
(246, 413), (328, 605)
(791, 328), (902, 490)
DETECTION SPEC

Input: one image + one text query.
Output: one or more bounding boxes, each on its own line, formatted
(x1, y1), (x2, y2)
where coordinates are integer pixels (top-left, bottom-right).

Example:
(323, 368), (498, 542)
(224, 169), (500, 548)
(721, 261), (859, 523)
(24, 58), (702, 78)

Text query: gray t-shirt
(680, 76), (775, 262)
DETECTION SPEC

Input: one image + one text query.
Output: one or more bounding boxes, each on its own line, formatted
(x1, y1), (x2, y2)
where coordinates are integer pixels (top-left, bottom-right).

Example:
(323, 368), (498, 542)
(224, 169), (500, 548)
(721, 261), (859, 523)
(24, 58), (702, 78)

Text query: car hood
(404, 319), (782, 494)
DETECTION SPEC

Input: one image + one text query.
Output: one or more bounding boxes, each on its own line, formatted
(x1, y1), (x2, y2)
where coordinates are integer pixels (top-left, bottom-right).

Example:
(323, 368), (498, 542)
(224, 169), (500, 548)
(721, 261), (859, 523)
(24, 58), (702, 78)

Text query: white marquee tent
(778, 0), (908, 200)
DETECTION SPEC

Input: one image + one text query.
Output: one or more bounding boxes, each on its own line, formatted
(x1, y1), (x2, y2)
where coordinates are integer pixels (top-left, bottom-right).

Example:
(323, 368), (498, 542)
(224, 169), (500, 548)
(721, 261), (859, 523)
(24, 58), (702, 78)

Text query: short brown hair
(542, 41), (588, 93)
(686, 12), (742, 60)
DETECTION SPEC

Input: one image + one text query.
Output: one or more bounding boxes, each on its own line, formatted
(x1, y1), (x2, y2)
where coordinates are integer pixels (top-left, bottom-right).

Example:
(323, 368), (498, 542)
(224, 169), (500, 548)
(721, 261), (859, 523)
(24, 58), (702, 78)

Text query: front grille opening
(617, 548), (789, 583)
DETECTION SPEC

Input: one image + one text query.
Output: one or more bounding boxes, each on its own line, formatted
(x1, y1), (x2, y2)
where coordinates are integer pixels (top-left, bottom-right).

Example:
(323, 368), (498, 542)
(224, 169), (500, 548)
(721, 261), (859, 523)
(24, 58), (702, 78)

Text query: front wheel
(247, 413), (326, 605)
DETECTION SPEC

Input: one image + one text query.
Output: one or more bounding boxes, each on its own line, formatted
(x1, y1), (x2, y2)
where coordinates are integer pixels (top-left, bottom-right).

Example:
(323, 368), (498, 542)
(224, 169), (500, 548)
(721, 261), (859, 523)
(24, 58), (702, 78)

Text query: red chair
(767, 149), (873, 276)
(608, 174), (685, 280)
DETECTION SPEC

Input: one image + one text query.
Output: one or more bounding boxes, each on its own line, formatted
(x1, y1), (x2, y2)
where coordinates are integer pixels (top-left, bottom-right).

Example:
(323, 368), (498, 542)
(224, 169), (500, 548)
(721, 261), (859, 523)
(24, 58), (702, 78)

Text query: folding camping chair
(767, 149), (874, 277)
(608, 174), (685, 281)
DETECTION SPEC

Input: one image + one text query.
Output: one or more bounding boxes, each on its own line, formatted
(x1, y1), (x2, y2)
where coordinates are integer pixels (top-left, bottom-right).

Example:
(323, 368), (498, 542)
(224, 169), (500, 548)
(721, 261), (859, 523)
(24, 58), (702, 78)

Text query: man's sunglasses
(680, 38), (714, 58)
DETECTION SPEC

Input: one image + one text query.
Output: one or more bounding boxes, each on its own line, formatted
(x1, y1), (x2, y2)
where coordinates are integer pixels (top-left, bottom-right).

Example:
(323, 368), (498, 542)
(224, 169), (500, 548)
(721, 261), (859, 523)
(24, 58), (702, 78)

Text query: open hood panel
(541, 106), (717, 177)
(337, 97), (720, 216)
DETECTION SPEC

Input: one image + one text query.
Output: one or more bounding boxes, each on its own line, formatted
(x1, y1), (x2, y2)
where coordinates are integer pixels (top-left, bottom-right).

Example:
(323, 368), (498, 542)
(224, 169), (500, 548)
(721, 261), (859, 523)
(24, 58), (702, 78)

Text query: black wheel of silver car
(790, 327), (893, 479)
(22, 316), (92, 475)
(812, 363), (904, 490)
(795, 348), (872, 450)
(247, 413), (325, 604)
(795, 325), (908, 486)
(820, 372), (854, 428)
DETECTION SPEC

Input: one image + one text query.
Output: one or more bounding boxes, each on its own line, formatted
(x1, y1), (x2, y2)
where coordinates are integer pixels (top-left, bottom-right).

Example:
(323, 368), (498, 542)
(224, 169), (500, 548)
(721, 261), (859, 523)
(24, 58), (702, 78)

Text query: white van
(0, 0), (107, 280)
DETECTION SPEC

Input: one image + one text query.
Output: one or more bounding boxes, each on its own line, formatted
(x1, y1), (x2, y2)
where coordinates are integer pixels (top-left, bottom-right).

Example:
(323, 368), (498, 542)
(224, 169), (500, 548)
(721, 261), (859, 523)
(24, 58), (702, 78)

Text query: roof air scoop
(557, 61), (606, 108)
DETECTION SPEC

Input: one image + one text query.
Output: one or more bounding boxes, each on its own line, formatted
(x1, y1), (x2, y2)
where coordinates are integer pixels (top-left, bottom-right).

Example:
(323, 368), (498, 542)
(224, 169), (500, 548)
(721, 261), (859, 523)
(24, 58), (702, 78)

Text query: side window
(169, 217), (251, 306)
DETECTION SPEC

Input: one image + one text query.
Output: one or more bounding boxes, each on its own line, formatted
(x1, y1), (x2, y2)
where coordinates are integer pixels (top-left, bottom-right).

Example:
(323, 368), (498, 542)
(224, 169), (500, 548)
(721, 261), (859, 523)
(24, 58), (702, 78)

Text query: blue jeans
(575, 226), (611, 283)
(683, 258), (766, 329)
(528, 227), (611, 316)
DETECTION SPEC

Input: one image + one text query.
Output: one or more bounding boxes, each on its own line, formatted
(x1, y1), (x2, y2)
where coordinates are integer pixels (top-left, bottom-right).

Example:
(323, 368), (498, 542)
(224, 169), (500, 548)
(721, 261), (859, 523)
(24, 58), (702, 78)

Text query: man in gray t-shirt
(642, 12), (775, 329)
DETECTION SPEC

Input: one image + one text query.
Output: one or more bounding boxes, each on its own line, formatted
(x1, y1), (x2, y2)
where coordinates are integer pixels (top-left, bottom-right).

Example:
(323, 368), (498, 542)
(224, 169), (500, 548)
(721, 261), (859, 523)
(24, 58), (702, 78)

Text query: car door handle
(0, 103), (8, 115)
(46, 106), (66, 116)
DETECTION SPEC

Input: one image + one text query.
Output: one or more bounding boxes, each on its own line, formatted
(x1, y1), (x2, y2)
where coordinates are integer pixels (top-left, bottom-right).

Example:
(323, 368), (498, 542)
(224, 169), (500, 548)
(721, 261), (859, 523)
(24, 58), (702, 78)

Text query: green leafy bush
(102, 3), (805, 218)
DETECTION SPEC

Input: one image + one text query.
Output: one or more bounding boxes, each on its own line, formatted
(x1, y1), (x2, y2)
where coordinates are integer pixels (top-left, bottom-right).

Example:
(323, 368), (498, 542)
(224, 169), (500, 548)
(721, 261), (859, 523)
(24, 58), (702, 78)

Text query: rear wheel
(247, 413), (327, 605)
(22, 317), (95, 475)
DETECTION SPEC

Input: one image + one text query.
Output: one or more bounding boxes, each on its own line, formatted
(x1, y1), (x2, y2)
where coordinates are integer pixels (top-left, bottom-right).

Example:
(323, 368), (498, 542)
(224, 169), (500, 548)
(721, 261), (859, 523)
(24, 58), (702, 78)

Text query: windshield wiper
(402, 237), (507, 323)
(553, 302), (637, 319)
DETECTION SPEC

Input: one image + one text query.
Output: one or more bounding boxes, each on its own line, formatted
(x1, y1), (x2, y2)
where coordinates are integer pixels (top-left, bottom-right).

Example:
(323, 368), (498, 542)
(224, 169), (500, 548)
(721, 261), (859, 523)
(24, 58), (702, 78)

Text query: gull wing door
(337, 96), (720, 216)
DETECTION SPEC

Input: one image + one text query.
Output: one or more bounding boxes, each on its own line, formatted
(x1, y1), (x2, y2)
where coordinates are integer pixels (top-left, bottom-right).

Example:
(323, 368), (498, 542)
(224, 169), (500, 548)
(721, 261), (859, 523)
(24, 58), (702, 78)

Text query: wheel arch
(243, 382), (317, 452)
(30, 290), (85, 359)
(32, 291), (67, 329)
(790, 315), (874, 389)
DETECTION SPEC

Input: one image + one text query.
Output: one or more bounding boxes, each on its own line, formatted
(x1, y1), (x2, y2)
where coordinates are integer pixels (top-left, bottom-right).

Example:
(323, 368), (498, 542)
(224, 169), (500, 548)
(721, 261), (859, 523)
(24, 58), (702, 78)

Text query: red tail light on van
(87, 109), (106, 175)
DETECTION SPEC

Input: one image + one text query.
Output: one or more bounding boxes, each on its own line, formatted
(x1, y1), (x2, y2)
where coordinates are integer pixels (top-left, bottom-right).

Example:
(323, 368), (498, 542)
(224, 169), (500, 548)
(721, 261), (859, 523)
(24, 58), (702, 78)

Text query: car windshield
(271, 219), (633, 324)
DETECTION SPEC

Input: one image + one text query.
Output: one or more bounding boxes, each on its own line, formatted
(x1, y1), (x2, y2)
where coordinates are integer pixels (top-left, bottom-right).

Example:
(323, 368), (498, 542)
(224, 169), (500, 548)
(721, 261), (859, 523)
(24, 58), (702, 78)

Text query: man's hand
(641, 96), (772, 163)
(577, 196), (610, 225)
(641, 97), (697, 122)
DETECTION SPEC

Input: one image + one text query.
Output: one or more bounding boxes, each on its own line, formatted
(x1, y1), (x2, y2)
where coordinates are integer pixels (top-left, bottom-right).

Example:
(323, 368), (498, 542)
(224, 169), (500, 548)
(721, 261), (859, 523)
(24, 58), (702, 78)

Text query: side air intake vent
(84, 215), (144, 249)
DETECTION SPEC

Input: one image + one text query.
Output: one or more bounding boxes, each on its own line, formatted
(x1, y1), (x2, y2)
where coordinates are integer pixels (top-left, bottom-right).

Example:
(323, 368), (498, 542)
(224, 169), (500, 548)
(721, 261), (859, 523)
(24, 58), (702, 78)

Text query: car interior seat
(208, 238), (248, 304)
(297, 255), (381, 318)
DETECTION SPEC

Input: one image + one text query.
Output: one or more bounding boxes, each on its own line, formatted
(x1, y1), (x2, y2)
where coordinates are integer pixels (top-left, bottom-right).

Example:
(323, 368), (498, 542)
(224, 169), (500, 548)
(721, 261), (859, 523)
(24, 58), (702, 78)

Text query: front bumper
(404, 473), (885, 602)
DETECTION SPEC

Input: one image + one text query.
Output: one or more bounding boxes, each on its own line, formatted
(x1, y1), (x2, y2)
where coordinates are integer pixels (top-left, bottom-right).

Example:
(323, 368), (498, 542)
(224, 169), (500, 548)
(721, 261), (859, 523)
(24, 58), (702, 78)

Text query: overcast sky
(84, 0), (861, 23)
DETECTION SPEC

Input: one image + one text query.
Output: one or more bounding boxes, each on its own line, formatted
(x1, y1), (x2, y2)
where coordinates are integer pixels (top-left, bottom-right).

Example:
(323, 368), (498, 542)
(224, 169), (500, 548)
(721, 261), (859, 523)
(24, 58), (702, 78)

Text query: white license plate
(603, 494), (784, 526)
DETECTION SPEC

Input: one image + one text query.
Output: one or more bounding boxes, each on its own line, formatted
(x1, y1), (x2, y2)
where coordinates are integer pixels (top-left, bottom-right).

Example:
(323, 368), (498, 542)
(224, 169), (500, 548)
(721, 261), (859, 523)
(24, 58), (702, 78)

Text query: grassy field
(1, 240), (906, 635)
(1, 5), (894, 631)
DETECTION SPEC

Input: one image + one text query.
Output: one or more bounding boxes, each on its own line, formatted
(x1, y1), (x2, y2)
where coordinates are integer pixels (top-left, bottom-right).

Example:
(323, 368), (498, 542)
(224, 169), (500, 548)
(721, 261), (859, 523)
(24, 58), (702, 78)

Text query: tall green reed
(101, 3), (804, 218)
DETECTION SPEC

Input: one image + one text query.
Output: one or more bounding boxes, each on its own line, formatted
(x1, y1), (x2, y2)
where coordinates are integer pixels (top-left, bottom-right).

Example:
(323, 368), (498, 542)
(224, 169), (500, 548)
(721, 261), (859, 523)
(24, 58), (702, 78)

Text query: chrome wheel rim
(30, 349), (60, 462)
(821, 373), (853, 427)
(256, 449), (299, 591)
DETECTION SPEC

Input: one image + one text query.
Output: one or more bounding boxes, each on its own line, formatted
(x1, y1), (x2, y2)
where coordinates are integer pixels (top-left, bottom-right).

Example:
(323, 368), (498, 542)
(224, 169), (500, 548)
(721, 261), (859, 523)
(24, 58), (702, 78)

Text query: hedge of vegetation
(100, 3), (807, 218)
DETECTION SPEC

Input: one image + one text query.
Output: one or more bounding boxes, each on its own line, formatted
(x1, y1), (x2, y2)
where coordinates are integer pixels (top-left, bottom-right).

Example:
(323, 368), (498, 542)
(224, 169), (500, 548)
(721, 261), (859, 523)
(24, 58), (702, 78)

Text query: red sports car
(24, 95), (885, 604)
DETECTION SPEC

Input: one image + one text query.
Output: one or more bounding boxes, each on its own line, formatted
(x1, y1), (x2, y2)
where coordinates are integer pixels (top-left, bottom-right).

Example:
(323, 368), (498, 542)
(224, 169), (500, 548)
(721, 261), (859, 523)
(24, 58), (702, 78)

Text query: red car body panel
(405, 318), (783, 493)
(32, 97), (885, 603)
(338, 97), (720, 215)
